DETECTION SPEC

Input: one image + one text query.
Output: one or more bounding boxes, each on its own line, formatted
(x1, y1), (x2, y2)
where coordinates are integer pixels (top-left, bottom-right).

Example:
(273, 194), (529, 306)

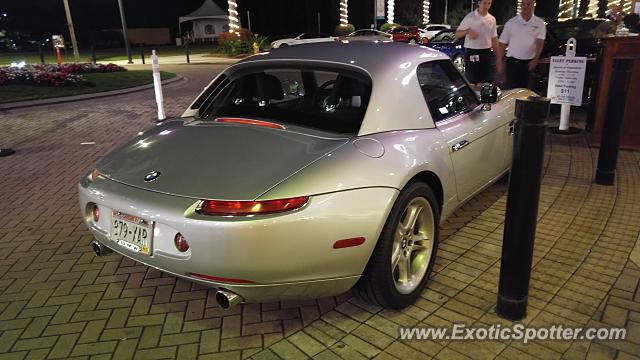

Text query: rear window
(195, 66), (372, 134)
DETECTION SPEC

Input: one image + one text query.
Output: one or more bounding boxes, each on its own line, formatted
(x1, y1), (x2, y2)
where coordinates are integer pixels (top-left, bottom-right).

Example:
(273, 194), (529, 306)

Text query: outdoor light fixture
(9, 61), (26, 68)
(339, 0), (349, 26)
(387, 0), (395, 24)
(227, 0), (240, 34)
(423, 0), (430, 24)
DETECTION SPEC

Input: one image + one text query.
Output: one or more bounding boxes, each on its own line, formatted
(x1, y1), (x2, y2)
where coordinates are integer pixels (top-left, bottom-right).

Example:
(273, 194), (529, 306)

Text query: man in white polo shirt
(455, 0), (498, 84)
(496, 0), (546, 89)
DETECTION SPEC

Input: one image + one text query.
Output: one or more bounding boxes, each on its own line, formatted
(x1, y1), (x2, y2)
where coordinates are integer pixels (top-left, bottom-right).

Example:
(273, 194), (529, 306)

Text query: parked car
(342, 29), (392, 42)
(270, 32), (338, 49)
(427, 29), (466, 74)
(388, 25), (422, 44)
(80, 42), (529, 309)
(536, 18), (607, 105)
(420, 24), (452, 40)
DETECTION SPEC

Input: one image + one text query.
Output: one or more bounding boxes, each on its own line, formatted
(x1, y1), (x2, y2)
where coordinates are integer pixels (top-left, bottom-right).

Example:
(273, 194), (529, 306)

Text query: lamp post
(444, 0), (449, 24)
(117, 0), (133, 64)
(62, 0), (80, 62)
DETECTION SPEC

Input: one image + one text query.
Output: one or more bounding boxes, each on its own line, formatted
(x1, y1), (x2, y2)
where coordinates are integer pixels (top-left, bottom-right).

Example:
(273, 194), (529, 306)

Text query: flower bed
(0, 63), (126, 87)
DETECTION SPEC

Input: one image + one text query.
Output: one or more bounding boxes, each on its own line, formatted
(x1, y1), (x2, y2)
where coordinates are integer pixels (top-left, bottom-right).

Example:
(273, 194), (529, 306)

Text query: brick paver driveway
(1, 64), (639, 359)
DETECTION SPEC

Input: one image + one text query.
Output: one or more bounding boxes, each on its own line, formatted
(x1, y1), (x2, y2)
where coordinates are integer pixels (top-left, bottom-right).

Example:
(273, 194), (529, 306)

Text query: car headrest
(244, 73), (284, 101)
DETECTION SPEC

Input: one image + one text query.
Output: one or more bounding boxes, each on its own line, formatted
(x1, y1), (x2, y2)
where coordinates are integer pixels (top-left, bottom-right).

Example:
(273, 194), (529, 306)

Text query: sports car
(79, 42), (531, 309)
(270, 32), (338, 49)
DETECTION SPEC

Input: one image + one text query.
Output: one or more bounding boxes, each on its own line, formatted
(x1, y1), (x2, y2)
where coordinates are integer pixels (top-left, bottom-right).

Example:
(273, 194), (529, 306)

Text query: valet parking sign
(547, 40), (587, 107)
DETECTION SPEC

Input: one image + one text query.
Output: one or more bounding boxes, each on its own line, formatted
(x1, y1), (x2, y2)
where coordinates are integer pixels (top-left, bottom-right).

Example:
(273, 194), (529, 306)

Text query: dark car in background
(388, 26), (422, 44)
(426, 29), (466, 73)
(536, 18), (607, 105)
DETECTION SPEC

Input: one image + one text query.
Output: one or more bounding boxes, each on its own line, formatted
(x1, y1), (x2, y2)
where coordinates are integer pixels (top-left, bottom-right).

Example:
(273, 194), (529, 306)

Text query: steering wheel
(311, 80), (337, 111)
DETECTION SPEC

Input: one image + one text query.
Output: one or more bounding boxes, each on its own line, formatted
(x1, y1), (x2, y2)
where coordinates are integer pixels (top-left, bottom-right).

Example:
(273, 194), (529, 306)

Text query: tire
(356, 182), (440, 309)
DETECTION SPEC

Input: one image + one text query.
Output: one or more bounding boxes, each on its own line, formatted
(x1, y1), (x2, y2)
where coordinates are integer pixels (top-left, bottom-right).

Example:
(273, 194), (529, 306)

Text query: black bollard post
(185, 41), (190, 64)
(39, 45), (45, 64)
(497, 96), (550, 321)
(90, 45), (97, 65)
(594, 58), (633, 186)
(140, 46), (145, 65)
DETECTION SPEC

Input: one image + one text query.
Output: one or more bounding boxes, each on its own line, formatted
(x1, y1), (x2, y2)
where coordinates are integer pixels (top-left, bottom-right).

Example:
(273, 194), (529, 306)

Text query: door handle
(452, 140), (469, 152)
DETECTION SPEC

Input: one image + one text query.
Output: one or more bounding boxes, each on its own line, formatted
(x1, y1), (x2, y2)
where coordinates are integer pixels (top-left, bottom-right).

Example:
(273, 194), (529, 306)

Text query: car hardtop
(237, 41), (449, 78)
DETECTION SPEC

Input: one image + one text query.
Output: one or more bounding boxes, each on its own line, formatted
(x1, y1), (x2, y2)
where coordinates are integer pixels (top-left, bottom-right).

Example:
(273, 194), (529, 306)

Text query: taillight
(198, 197), (309, 216)
(92, 205), (100, 222)
(174, 233), (189, 252)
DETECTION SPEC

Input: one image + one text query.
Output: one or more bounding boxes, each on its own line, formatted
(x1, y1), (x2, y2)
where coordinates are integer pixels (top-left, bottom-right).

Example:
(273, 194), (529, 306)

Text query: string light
(558, 0), (573, 19)
(517, 0), (522, 14)
(387, 0), (395, 24)
(622, 0), (632, 14)
(227, 0), (240, 34)
(574, 0), (581, 17)
(339, 0), (349, 26)
(423, 0), (430, 24)
(586, 0), (599, 17)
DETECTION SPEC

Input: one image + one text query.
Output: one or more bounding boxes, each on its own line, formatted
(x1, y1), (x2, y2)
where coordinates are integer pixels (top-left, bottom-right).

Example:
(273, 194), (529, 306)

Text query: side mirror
(480, 83), (501, 104)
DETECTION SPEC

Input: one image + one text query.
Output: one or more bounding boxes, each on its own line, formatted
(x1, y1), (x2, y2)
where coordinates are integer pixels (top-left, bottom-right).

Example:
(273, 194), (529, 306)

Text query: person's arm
(528, 38), (545, 71)
(455, 15), (478, 40)
(455, 28), (478, 39)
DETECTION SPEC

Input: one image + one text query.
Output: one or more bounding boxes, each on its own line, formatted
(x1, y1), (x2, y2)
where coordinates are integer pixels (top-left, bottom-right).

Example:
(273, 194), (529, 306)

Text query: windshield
(194, 66), (372, 134)
(431, 31), (456, 42)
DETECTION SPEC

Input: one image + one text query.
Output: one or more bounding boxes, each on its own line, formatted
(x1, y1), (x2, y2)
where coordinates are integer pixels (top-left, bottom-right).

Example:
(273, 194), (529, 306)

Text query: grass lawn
(0, 70), (176, 104)
(0, 45), (219, 66)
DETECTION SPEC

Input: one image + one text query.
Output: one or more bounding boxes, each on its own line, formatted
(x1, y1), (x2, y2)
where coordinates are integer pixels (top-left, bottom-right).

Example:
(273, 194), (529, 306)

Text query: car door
(417, 60), (509, 201)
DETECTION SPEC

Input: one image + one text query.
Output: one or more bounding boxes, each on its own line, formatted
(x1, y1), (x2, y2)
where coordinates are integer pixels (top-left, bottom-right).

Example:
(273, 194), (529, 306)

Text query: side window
(416, 60), (479, 122)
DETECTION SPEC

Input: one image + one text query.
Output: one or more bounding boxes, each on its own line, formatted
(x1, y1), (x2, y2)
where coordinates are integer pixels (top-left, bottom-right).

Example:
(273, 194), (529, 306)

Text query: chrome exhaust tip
(91, 240), (113, 256)
(215, 289), (243, 309)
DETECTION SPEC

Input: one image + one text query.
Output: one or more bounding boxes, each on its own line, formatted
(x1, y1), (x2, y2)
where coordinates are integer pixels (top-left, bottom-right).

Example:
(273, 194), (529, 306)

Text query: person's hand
(528, 58), (539, 71)
(467, 29), (479, 39)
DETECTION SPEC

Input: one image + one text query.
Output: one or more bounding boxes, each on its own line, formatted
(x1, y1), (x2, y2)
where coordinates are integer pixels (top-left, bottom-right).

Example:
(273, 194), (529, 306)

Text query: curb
(0, 75), (184, 111)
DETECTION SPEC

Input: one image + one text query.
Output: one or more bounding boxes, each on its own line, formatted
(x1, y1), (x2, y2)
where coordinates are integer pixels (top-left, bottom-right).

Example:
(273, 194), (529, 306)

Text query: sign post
(52, 35), (65, 65)
(547, 38), (586, 134)
(151, 50), (166, 121)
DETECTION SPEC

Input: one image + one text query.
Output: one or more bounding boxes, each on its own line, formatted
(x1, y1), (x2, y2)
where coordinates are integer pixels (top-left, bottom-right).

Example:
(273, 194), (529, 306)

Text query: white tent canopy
(178, 0), (229, 42)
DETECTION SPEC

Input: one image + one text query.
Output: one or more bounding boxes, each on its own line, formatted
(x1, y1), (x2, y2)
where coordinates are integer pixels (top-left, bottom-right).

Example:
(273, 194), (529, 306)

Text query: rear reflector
(215, 117), (285, 130)
(333, 237), (366, 249)
(189, 273), (255, 284)
(198, 197), (308, 216)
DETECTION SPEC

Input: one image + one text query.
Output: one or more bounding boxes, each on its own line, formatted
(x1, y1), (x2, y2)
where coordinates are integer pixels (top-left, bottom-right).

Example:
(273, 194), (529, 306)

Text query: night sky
(2, 0), (561, 42)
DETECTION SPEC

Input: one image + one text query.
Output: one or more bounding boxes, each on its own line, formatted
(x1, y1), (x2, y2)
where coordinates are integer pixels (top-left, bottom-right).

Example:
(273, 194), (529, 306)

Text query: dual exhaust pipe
(91, 240), (113, 256)
(90, 240), (243, 309)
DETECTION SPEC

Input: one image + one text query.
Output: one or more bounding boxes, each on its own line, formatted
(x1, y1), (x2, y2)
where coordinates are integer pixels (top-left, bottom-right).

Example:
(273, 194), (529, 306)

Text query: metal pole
(39, 45), (45, 64)
(374, 0), (377, 29)
(497, 96), (550, 321)
(247, 10), (252, 33)
(117, 0), (133, 64)
(62, 0), (80, 62)
(90, 45), (96, 64)
(595, 59), (633, 186)
(151, 50), (166, 121)
(318, 12), (321, 32)
(444, 0), (449, 24)
(185, 41), (190, 63)
(140, 46), (145, 64)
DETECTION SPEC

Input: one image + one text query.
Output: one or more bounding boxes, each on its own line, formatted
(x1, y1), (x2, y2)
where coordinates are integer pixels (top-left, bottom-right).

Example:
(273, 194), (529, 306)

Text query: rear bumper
(78, 176), (398, 302)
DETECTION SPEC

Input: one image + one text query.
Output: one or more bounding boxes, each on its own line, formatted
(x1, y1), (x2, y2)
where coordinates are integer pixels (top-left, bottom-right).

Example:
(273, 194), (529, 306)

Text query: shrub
(218, 29), (271, 56)
(334, 24), (356, 36)
(0, 63), (124, 87)
(379, 23), (400, 32)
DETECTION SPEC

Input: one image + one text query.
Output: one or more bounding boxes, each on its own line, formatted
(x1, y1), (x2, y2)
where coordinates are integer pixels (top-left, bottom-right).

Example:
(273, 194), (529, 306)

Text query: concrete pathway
(0, 65), (638, 359)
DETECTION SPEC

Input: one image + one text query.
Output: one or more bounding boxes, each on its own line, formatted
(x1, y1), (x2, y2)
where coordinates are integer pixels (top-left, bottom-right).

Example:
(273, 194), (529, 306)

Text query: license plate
(111, 211), (154, 255)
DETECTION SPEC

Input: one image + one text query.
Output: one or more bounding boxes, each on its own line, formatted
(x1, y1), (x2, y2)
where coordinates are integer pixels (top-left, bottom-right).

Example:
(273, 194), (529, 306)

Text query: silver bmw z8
(79, 42), (533, 309)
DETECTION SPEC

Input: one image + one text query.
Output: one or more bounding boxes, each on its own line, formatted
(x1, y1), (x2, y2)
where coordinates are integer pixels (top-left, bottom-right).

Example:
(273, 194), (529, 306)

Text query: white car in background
(271, 32), (338, 49)
(420, 24), (452, 40)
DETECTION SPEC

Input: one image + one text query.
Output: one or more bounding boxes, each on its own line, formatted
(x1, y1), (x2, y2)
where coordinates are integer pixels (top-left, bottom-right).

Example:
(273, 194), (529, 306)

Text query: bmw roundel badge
(144, 171), (161, 182)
